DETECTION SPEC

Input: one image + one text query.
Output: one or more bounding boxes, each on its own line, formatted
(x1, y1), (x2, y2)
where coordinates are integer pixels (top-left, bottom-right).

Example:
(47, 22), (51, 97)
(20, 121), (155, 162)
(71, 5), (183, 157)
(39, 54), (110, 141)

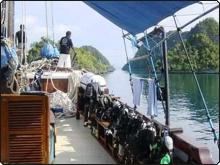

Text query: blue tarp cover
(40, 42), (60, 59)
(1, 44), (18, 69)
(85, 1), (197, 34)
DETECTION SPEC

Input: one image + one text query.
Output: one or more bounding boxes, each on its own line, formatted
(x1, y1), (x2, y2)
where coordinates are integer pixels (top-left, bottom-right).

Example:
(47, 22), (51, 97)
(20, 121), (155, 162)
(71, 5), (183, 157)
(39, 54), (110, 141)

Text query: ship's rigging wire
(173, 15), (218, 145)
(51, 1), (55, 46)
(121, 29), (134, 100)
(21, 1), (24, 65)
(45, 1), (60, 92)
(24, 1), (27, 65)
(45, 1), (49, 39)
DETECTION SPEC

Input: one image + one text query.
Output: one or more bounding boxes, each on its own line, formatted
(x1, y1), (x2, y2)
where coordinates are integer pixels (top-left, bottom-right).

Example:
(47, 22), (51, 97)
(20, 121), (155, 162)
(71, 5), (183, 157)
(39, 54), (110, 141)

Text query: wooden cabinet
(0, 94), (49, 164)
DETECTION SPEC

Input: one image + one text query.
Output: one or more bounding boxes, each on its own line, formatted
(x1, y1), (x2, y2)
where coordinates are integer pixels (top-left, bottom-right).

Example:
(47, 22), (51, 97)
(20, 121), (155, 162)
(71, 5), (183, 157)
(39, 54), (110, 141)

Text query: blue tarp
(1, 44), (18, 69)
(85, 1), (197, 35)
(40, 42), (60, 59)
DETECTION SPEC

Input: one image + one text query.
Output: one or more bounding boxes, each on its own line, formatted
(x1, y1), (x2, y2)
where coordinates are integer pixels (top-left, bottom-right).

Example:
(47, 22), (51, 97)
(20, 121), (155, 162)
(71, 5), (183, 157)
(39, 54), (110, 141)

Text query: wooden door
(0, 94), (49, 164)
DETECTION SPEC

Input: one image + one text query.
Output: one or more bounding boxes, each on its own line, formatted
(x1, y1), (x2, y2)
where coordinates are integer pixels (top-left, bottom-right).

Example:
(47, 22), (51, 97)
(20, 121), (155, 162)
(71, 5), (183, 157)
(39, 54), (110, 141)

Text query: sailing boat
(0, 1), (219, 164)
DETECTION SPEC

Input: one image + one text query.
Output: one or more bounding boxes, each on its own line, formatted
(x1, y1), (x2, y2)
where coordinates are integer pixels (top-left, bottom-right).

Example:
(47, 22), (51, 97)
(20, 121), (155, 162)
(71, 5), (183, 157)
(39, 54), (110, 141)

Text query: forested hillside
(27, 39), (114, 74)
(123, 18), (219, 73)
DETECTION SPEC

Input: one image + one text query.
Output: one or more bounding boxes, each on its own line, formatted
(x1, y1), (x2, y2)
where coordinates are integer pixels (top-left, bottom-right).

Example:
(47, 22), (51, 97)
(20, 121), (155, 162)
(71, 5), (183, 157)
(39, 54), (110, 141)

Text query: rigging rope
(17, 1), (29, 92)
(21, 1), (24, 65)
(24, 1), (27, 65)
(173, 15), (218, 144)
(121, 29), (133, 94)
(45, 1), (49, 39)
(51, 1), (55, 46)
(122, 29), (139, 110)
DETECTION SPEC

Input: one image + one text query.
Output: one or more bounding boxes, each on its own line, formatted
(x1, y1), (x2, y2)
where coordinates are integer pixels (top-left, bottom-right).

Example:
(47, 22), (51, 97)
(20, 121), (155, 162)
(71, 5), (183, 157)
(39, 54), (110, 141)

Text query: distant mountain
(122, 17), (219, 73)
(28, 40), (114, 74)
(80, 46), (111, 66)
(189, 17), (219, 43)
(73, 45), (115, 74)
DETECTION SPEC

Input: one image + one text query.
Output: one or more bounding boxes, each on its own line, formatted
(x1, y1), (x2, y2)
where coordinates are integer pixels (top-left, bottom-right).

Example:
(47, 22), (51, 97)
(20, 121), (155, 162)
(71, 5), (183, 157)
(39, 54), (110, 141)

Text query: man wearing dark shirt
(15, 24), (26, 64)
(60, 31), (73, 54)
(58, 31), (76, 68)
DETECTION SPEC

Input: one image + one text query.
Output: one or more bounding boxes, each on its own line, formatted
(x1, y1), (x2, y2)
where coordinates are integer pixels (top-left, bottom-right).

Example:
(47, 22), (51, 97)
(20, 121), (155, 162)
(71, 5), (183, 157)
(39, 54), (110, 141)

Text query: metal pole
(51, 1), (55, 45)
(122, 29), (132, 82)
(45, 1), (48, 39)
(149, 5), (219, 54)
(173, 16), (218, 143)
(24, 1), (27, 65)
(161, 27), (170, 126)
(122, 29), (135, 110)
(21, 1), (25, 65)
(7, 1), (14, 41)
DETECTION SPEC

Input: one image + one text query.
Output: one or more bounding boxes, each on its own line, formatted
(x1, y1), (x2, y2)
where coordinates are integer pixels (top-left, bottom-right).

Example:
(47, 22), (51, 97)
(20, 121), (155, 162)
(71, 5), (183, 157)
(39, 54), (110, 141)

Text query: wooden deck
(53, 113), (215, 164)
(54, 117), (116, 164)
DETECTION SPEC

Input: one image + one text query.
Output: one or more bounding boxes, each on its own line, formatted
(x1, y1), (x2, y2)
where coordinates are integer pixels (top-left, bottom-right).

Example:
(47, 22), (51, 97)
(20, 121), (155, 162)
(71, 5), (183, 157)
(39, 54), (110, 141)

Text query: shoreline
(169, 71), (219, 74)
(121, 68), (219, 75)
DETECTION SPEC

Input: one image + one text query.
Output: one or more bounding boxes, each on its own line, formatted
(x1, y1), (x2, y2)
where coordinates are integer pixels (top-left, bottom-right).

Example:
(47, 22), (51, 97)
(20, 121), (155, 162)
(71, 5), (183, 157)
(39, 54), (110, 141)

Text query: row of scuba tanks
(81, 83), (173, 164)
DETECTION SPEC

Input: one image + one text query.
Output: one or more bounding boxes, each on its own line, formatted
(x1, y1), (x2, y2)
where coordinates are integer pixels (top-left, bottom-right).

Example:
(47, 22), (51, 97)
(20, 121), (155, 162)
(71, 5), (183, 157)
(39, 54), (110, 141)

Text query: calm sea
(104, 69), (219, 163)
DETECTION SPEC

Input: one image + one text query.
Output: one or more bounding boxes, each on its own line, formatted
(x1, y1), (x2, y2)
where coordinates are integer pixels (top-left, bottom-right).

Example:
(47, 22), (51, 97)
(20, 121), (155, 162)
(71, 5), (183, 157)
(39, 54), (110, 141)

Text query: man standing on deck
(58, 31), (77, 68)
(15, 24), (26, 65)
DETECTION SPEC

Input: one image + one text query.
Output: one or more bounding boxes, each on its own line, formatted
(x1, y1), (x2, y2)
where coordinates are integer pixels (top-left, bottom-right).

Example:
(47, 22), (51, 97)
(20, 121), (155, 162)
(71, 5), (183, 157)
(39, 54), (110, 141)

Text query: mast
(5, 1), (15, 41)
(8, 1), (15, 41)
(161, 27), (170, 126)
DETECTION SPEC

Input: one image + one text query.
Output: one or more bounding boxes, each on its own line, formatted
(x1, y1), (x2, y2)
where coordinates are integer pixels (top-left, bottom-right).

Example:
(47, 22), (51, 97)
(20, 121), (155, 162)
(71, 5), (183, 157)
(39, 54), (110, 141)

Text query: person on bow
(15, 24), (26, 65)
(58, 31), (77, 68)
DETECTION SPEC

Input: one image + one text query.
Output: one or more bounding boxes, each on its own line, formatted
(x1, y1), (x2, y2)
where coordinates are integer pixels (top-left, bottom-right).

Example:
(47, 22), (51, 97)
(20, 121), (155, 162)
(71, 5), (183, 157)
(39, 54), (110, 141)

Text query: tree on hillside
(189, 17), (219, 43)
(188, 33), (219, 71)
(123, 17), (219, 73)
(76, 46), (114, 73)
(80, 46), (111, 65)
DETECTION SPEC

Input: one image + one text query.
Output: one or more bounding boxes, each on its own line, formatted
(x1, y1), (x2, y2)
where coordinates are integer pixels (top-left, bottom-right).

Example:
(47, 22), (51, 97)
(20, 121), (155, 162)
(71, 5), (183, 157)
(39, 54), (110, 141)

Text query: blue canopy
(85, 1), (197, 35)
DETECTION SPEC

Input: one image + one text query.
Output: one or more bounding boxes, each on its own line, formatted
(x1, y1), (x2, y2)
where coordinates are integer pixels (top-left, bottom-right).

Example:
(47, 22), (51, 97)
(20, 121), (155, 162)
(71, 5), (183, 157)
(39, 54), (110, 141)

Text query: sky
(14, 1), (219, 69)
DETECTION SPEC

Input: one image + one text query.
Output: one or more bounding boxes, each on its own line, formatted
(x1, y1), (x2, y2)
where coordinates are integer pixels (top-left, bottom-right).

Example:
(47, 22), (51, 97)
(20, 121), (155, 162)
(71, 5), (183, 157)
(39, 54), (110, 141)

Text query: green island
(122, 18), (219, 74)
(27, 40), (114, 74)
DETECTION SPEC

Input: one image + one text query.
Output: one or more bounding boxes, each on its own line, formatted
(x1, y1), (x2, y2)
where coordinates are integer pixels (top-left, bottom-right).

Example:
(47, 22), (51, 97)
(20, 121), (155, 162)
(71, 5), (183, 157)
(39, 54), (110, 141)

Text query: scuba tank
(160, 128), (173, 164)
(163, 128), (173, 153)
